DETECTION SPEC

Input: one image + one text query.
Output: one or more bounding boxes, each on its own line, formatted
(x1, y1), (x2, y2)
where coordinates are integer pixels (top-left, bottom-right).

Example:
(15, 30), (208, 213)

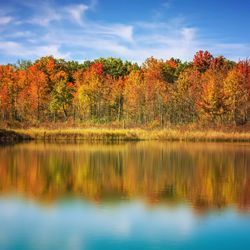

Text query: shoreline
(0, 129), (32, 144)
(2, 128), (250, 143)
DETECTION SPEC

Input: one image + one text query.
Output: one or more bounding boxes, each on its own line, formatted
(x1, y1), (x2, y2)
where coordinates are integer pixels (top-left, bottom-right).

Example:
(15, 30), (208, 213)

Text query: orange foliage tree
(0, 65), (18, 121)
(27, 65), (48, 122)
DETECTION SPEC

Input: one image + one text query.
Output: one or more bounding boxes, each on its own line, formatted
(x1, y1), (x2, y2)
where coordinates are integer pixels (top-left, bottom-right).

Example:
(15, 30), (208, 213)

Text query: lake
(0, 141), (250, 250)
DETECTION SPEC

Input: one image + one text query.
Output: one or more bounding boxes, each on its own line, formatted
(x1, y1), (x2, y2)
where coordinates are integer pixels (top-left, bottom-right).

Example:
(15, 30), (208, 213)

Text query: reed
(8, 128), (250, 142)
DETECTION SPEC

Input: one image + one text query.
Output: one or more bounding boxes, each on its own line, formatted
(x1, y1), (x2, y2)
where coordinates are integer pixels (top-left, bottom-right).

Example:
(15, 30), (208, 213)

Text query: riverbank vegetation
(1, 50), (250, 129)
(0, 127), (249, 142)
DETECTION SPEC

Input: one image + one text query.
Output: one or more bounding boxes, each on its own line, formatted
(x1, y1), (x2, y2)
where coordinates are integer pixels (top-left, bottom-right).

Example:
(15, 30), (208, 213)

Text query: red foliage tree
(193, 50), (213, 72)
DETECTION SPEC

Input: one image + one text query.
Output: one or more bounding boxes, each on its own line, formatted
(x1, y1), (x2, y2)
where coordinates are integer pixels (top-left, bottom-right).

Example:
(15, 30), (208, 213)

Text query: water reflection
(0, 142), (249, 212)
(1, 197), (250, 250)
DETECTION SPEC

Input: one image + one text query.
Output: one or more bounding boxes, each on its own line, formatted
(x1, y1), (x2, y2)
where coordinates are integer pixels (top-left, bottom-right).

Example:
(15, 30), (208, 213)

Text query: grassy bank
(5, 128), (250, 142)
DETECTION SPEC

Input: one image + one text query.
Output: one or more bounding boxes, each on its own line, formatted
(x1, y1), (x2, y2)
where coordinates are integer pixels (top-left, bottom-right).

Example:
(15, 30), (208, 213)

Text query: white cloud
(0, 16), (13, 26)
(83, 39), (130, 55)
(67, 4), (89, 24)
(28, 2), (89, 26)
(0, 41), (69, 59)
(30, 10), (61, 26)
(0, 41), (22, 55)
(90, 23), (134, 42)
(206, 42), (250, 61)
(0, 0), (249, 64)
(120, 26), (199, 62)
(181, 27), (196, 42)
(35, 45), (70, 58)
(3, 31), (34, 38)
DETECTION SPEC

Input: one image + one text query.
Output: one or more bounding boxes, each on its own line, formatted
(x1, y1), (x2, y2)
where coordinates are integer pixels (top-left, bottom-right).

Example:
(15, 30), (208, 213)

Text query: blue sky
(0, 0), (250, 64)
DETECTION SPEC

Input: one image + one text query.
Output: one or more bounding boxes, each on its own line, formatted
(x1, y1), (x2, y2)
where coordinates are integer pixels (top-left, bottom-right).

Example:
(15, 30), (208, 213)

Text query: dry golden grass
(9, 128), (250, 142)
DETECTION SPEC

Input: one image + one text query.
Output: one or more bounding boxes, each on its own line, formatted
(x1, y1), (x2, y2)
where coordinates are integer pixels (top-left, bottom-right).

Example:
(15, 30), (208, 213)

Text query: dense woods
(1, 50), (250, 128)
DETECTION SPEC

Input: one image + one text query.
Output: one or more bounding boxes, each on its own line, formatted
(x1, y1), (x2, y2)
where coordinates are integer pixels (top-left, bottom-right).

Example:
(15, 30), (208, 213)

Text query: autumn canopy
(0, 51), (250, 127)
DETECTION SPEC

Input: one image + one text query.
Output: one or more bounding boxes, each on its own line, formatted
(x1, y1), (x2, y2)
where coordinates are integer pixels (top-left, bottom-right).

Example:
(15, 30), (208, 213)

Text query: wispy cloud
(30, 12), (61, 26)
(152, 0), (173, 20)
(28, 3), (88, 26)
(2, 31), (34, 39)
(67, 4), (89, 24)
(0, 41), (69, 58)
(0, 0), (249, 64)
(0, 15), (13, 26)
(90, 23), (134, 42)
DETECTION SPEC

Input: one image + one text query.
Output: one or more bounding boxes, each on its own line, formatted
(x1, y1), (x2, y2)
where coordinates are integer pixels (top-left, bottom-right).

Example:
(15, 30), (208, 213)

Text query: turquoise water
(0, 142), (250, 250)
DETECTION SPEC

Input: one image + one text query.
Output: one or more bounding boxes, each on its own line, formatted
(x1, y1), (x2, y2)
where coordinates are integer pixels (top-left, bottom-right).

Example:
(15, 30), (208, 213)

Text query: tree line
(0, 50), (250, 127)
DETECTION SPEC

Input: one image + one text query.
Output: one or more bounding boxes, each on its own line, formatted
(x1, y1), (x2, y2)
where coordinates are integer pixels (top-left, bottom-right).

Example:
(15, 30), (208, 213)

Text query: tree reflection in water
(0, 142), (249, 213)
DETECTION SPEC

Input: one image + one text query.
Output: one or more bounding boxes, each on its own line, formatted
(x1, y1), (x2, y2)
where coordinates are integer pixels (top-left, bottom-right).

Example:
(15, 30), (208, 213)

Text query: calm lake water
(0, 141), (250, 250)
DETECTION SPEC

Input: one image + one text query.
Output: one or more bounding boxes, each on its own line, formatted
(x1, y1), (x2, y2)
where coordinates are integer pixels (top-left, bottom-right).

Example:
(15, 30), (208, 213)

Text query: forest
(0, 50), (250, 128)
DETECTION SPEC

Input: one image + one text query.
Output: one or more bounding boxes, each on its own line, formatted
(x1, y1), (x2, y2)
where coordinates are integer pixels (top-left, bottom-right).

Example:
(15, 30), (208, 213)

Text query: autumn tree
(124, 69), (145, 124)
(15, 59), (32, 70)
(94, 57), (138, 79)
(0, 54), (249, 127)
(27, 65), (48, 122)
(142, 57), (168, 126)
(193, 50), (213, 73)
(162, 58), (190, 83)
(198, 68), (228, 124)
(50, 71), (74, 121)
(16, 69), (30, 121)
(74, 62), (105, 122)
(224, 68), (249, 125)
(0, 65), (18, 121)
(237, 60), (250, 121)
(110, 76), (126, 121)
(169, 68), (201, 124)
